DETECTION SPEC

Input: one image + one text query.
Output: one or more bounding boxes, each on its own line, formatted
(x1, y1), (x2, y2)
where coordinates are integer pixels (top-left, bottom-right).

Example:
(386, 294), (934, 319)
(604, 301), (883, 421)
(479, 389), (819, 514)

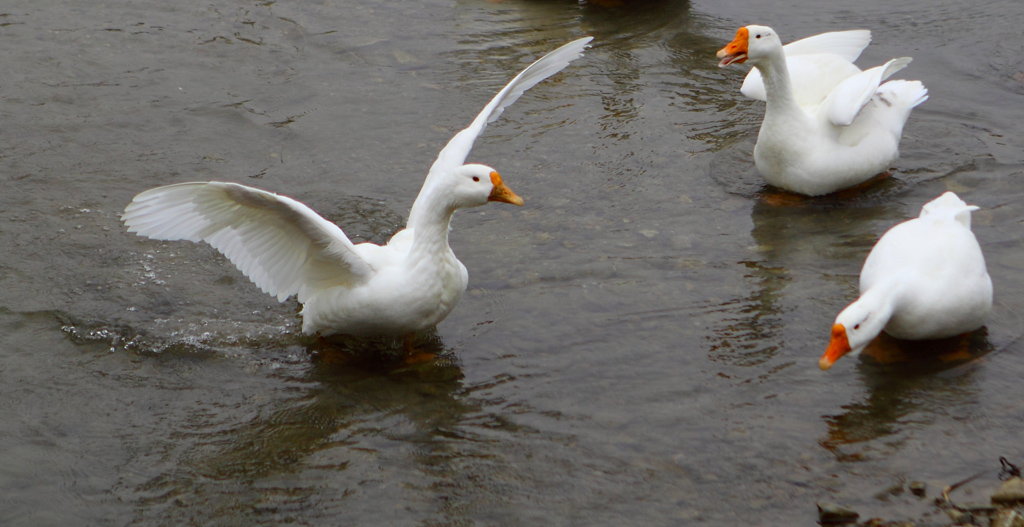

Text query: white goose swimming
(717, 25), (929, 196)
(819, 192), (992, 370)
(122, 37), (592, 342)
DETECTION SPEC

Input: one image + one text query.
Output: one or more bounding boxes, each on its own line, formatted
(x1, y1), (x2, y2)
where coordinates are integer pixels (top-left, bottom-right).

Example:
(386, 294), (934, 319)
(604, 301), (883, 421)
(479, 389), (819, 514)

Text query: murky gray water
(2, 0), (1023, 525)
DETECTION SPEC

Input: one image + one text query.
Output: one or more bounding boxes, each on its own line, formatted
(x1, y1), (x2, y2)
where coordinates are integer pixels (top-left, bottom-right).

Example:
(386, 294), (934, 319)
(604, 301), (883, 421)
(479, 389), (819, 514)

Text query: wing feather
(782, 29), (871, 61)
(122, 181), (374, 303)
(824, 57), (911, 127)
(407, 37), (592, 229)
(740, 30), (871, 103)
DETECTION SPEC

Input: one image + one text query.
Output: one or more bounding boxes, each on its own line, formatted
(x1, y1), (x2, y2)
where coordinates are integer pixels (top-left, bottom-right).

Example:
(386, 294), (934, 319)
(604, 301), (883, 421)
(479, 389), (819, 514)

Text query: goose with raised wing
(819, 192), (992, 370)
(122, 37), (592, 342)
(717, 25), (928, 196)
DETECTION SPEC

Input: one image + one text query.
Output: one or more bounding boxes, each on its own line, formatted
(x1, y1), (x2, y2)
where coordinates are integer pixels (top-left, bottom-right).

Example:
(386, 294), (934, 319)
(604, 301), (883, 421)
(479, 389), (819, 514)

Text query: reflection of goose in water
(703, 260), (791, 368)
(820, 333), (991, 458)
(132, 352), (472, 525)
(456, 0), (692, 43)
(457, 0), (732, 163)
(122, 39), (591, 349)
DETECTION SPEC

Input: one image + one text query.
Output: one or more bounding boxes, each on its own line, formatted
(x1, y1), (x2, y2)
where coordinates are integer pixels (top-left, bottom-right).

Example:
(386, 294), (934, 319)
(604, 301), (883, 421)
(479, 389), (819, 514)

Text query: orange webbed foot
(402, 333), (437, 365)
(938, 333), (974, 362)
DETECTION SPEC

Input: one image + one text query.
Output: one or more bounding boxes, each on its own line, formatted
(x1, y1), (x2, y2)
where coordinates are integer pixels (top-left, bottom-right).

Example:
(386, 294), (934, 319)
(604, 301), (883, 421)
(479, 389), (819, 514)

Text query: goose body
(820, 192), (993, 370)
(717, 26), (929, 196)
(122, 37), (592, 338)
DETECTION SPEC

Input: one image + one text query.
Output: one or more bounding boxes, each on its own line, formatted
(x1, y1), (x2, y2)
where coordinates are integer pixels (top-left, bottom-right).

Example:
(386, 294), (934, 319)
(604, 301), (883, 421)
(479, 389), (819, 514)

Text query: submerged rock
(817, 502), (860, 524)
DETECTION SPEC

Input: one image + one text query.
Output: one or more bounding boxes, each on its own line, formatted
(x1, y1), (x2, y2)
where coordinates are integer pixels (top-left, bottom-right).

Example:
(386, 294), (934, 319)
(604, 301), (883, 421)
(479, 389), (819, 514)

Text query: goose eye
(472, 176), (480, 182)
(755, 34), (761, 39)
(854, 323), (861, 330)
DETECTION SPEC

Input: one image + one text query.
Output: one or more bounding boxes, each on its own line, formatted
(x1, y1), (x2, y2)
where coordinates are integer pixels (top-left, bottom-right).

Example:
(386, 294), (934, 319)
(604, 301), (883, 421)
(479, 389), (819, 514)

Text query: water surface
(2, 0), (1023, 525)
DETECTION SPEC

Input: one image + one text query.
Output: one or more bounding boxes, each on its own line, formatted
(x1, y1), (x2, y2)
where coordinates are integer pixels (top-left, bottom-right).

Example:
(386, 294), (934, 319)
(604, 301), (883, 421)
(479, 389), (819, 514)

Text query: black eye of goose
(854, 323), (861, 330)
(755, 34), (761, 39)
(472, 176), (480, 182)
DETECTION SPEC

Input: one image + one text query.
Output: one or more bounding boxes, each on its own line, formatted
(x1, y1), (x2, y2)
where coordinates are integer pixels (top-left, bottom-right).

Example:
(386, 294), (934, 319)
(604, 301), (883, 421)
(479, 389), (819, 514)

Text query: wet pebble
(909, 481), (927, 497)
(942, 509), (983, 523)
(946, 508), (976, 525)
(816, 502), (859, 524)
(992, 477), (1024, 506)
(961, 502), (998, 515)
(875, 481), (905, 500)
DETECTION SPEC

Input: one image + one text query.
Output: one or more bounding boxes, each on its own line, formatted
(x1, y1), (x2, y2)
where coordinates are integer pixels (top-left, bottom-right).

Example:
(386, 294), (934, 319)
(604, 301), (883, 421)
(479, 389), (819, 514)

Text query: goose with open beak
(717, 25), (928, 196)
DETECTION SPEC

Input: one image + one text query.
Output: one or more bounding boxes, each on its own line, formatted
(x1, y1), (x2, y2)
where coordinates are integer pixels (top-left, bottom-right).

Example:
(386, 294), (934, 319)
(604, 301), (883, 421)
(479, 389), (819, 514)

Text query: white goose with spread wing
(122, 37), (592, 340)
(717, 25), (928, 196)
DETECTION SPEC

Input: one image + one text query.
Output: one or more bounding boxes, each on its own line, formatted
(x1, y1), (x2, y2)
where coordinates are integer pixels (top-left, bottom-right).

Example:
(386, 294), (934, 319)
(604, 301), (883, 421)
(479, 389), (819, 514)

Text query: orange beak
(819, 324), (851, 371)
(716, 27), (749, 67)
(487, 171), (524, 206)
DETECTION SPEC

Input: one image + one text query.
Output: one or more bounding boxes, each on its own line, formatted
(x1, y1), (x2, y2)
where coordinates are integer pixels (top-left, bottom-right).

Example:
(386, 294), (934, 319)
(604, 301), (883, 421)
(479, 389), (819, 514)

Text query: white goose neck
(407, 188), (458, 262)
(858, 284), (900, 317)
(753, 49), (801, 115)
(407, 184), (435, 233)
(844, 282), (902, 350)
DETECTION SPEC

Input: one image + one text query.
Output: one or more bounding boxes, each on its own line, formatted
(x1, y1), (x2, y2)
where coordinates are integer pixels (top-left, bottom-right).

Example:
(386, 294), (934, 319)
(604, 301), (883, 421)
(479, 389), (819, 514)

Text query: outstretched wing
(407, 37), (592, 228)
(122, 181), (374, 303)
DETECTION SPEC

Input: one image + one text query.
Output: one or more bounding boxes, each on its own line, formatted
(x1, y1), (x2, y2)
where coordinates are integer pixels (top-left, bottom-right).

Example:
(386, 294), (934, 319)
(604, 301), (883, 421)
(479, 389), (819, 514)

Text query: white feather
(740, 30), (870, 103)
(824, 57), (911, 127)
(408, 37), (593, 230)
(123, 181), (373, 303)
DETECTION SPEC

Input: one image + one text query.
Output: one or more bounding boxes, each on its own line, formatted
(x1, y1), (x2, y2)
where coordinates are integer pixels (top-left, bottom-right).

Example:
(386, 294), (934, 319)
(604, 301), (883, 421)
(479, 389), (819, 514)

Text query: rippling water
(2, 0), (1023, 525)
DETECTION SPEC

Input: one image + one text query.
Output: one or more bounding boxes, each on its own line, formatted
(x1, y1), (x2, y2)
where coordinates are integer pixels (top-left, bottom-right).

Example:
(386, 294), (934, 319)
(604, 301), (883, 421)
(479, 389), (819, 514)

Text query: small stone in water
(961, 502), (997, 515)
(817, 502), (860, 524)
(946, 508), (974, 525)
(991, 477), (1024, 505)
(909, 481), (927, 497)
(875, 481), (905, 500)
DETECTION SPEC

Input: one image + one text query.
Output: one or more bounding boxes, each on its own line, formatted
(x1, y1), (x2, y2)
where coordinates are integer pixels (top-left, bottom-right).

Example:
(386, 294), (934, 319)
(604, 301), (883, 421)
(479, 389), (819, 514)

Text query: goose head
(717, 25), (782, 68)
(820, 298), (889, 370)
(406, 163), (523, 231)
(444, 163), (523, 210)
